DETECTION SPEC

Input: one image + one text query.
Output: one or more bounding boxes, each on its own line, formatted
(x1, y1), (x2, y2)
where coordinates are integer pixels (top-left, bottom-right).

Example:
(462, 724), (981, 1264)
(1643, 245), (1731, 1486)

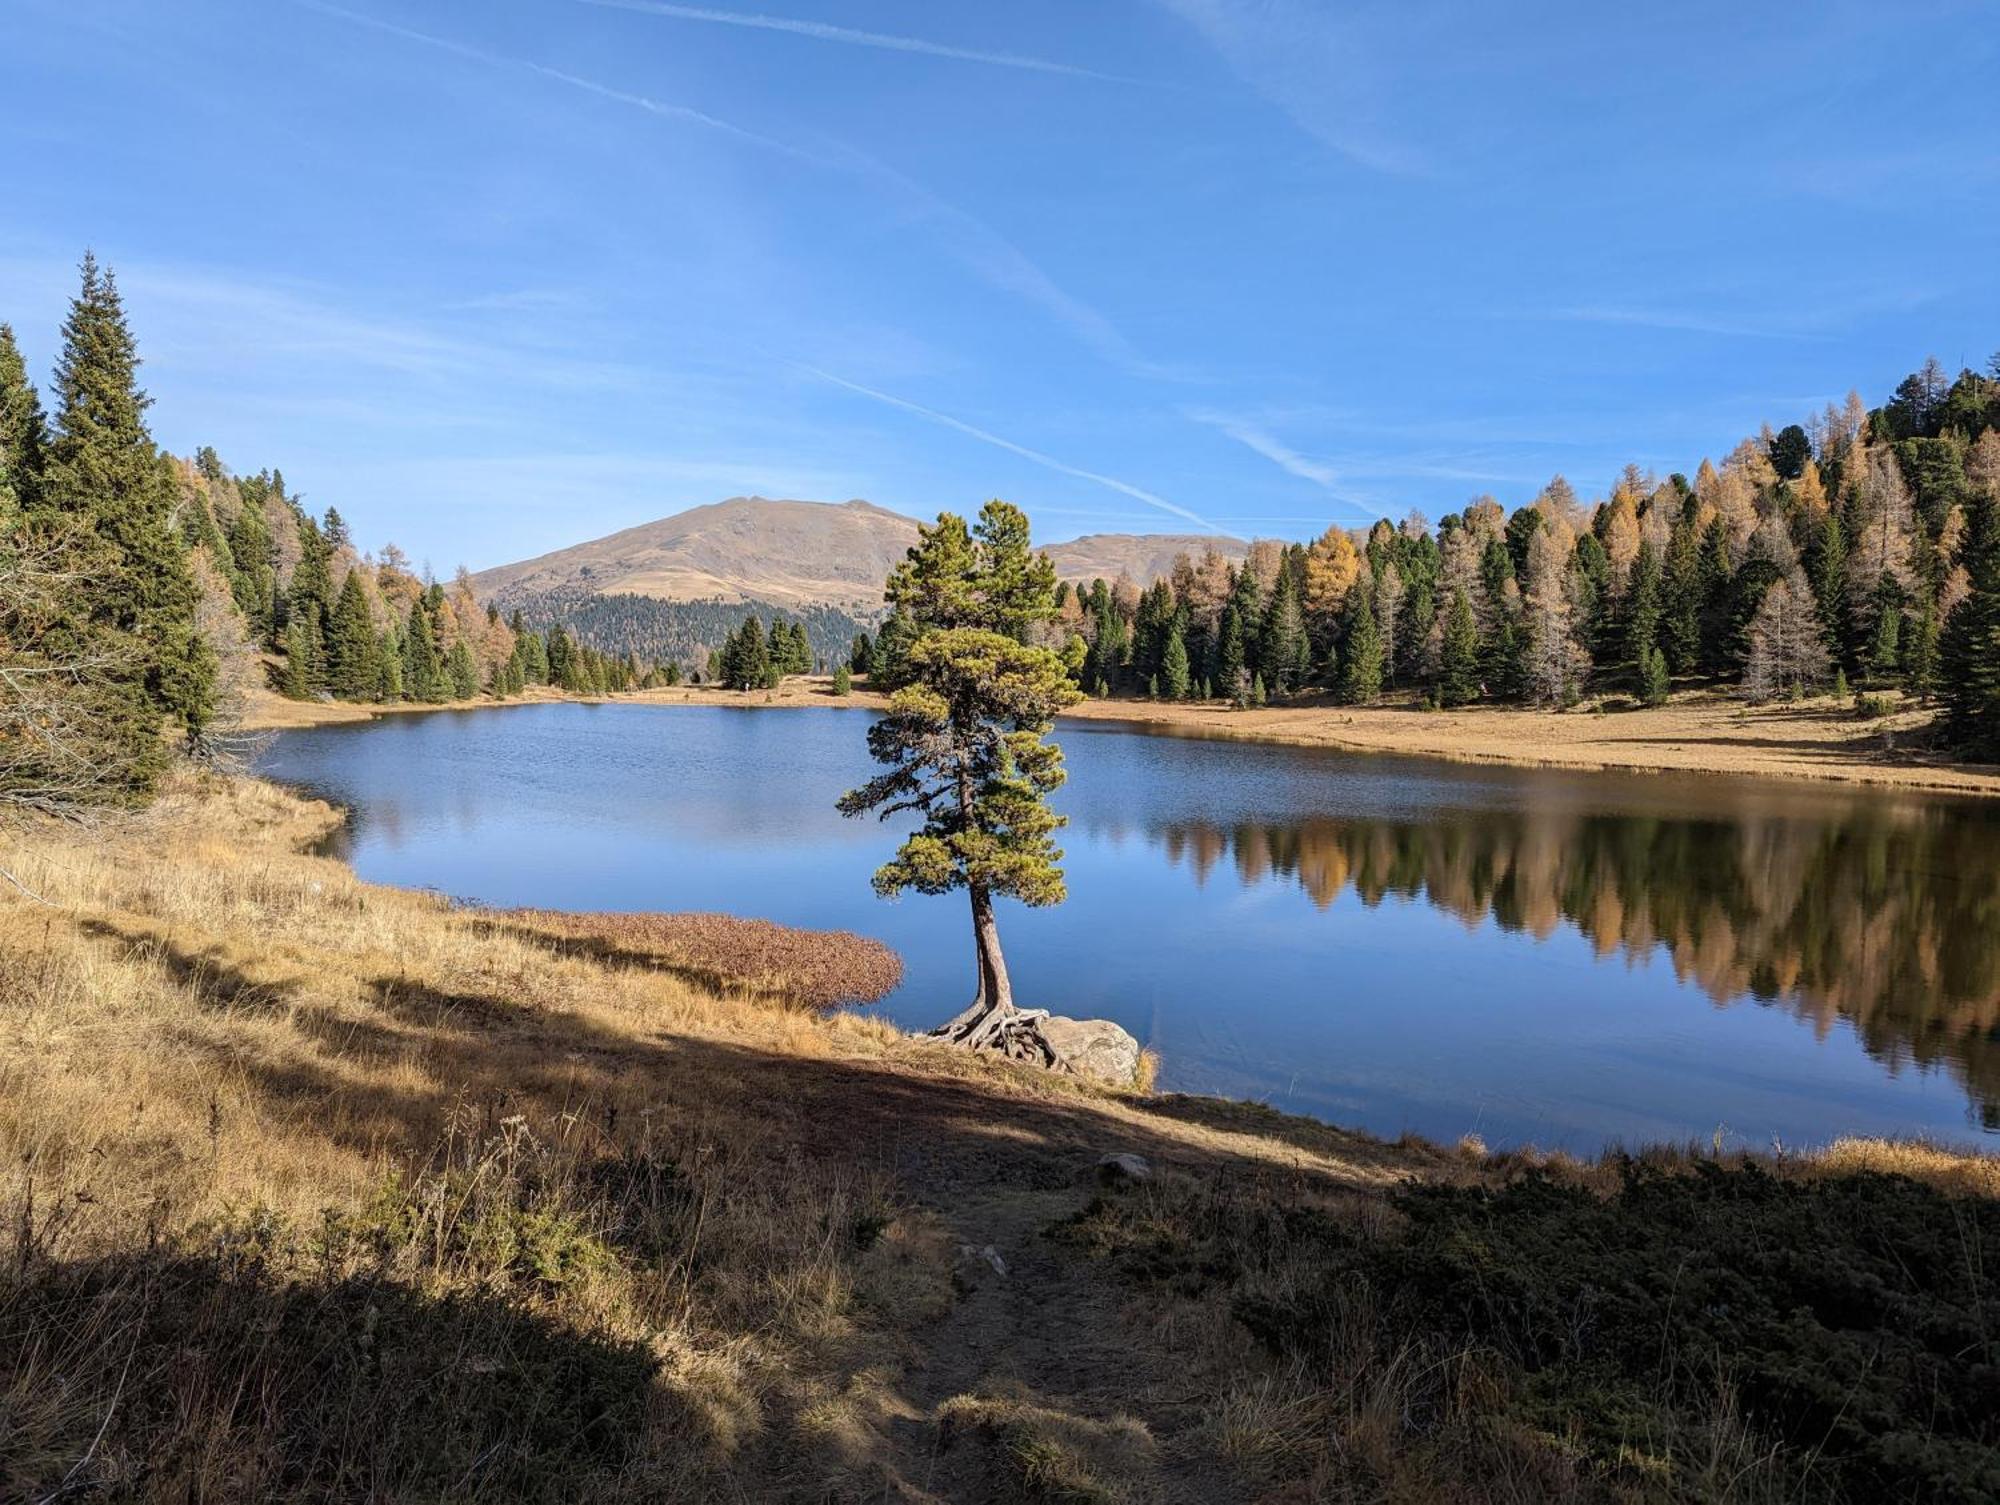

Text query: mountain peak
(469, 496), (1252, 611)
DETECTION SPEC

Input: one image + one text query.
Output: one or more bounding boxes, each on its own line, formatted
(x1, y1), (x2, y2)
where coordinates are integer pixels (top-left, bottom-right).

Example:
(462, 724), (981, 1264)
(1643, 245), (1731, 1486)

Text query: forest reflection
(1137, 803), (2000, 1128)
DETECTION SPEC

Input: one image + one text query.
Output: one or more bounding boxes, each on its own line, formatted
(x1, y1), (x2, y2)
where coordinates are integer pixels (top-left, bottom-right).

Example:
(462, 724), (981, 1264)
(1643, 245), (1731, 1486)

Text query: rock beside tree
(1037, 1015), (1144, 1087)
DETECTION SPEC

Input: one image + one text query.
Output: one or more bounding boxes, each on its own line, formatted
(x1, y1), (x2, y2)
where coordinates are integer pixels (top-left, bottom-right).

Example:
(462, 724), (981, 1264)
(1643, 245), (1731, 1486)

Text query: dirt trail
(667, 1037), (1425, 1500)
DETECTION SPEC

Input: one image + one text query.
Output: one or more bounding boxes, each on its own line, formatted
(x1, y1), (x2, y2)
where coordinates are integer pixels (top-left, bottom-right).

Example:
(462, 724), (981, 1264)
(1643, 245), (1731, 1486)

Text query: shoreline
(243, 678), (2000, 798)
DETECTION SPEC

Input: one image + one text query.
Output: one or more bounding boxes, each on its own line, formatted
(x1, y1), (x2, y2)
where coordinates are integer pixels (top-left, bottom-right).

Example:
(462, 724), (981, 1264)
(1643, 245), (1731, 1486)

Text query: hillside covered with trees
(0, 256), (708, 810)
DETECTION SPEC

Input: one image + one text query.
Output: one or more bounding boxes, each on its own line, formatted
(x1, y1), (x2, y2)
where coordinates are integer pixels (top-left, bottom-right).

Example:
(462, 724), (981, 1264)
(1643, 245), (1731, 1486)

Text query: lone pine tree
(839, 629), (1079, 1062)
(840, 502), (1080, 1064)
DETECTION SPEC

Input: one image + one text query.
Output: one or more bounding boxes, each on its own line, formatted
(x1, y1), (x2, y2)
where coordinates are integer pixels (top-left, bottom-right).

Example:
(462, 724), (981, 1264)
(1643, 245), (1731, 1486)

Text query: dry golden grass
(1063, 685), (2000, 796)
(2, 769), (1994, 1501)
(502, 907), (903, 1010)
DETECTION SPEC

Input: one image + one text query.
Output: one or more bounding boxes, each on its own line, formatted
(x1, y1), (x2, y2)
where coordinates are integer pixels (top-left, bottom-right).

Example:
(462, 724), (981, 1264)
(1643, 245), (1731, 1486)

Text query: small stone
(952, 1242), (1008, 1293)
(1096, 1152), (1152, 1186)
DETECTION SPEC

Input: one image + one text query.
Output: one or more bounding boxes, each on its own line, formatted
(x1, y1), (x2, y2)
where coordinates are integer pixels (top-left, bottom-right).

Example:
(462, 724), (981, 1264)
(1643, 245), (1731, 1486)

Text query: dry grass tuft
(499, 907), (903, 1010)
(936, 1387), (1156, 1504)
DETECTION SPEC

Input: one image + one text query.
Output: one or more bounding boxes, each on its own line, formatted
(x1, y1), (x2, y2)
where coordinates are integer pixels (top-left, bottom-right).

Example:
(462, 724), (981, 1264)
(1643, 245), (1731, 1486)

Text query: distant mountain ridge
(469, 498), (917, 614)
(469, 496), (1250, 616)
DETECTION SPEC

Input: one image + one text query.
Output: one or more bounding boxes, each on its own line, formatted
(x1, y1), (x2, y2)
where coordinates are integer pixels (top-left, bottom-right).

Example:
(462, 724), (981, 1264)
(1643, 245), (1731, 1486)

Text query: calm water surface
(257, 703), (2000, 1152)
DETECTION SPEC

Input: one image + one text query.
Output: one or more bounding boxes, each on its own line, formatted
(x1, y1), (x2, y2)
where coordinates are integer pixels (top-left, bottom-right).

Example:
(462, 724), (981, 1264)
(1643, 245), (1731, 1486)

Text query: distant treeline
(495, 587), (866, 681)
(860, 355), (2000, 762)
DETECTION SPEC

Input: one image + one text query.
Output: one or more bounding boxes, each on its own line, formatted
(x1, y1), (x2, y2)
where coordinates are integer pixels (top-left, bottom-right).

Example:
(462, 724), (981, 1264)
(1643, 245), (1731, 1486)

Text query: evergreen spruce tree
(1807, 510), (1850, 668)
(870, 607), (918, 687)
(1214, 602), (1245, 689)
(714, 622), (742, 688)
(1259, 570), (1307, 693)
(1663, 517), (1704, 673)
(832, 662), (852, 696)
(1696, 518), (1735, 674)
(279, 618), (314, 700)
(850, 631), (873, 674)
(545, 624), (576, 689)
(515, 617), (548, 683)
(1085, 595), (1128, 692)
(742, 616), (772, 689)
(1638, 645), (1670, 707)
(1161, 622), (1191, 700)
(1338, 580), (1384, 705)
(1905, 591), (1940, 702)
(377, 635), (405, 700)
(1940, 494), (2000, 758)
(1868, 585), (1904, 682)
(446, 639), (478, 700)
(40, 254), (214, 761)
(286, 514), (333, 672)
(1624, 541), (1664, 683)
(325, 568), (378, 699)
(0, 323), (48, 512)
(226, 494), (276, 642)
(1439, 587), (1480, 707)
(721, 615), (770, 690)
(403, 600), (445, 702)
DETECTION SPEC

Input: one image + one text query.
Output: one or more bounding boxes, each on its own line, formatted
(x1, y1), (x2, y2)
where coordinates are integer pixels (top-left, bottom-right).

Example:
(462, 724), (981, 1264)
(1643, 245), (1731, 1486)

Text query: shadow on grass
(4, 1251), (660, 1502)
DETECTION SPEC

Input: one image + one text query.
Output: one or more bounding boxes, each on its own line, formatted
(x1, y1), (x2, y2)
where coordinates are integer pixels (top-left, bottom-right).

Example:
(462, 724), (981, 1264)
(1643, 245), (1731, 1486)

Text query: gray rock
(1096, 1152), (1152, 1186)
(952, 1242), (1008, 1293)
(1039, 1015), (1143, 1087)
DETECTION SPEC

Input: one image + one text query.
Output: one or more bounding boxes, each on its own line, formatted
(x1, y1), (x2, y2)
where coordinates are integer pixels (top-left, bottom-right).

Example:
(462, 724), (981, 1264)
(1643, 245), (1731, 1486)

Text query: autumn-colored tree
(1521, 523), (1587, 707)
(1744, 575), (1831, 702)
(1301, 524), (1361, 626)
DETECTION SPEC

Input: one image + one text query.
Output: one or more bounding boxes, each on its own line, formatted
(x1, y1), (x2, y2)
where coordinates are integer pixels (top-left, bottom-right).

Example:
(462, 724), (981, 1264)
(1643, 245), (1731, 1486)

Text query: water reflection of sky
(257, 703), (2000, 1153)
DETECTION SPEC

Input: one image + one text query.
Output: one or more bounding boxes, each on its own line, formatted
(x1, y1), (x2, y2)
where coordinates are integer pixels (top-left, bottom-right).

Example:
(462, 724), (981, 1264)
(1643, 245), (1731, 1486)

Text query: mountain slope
(469, 498), (922, 613)
(471, 498), (1249, 614)
(1041, 532), (1247, 585)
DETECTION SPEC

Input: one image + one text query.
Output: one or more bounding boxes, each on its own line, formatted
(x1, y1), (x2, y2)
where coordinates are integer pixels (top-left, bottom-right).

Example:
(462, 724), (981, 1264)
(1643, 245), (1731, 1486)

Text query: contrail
(292, 0), (817, 161)
(1187, 410), (1379, 518)
(291, 1), (1152, 369)
(801, 365), (1217, 533)
(577, 0), (1149, 85)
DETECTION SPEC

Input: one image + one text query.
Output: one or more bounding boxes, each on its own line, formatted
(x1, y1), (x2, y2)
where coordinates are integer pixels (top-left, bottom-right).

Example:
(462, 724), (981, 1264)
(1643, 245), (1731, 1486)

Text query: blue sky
(3, 0), (1996, 571)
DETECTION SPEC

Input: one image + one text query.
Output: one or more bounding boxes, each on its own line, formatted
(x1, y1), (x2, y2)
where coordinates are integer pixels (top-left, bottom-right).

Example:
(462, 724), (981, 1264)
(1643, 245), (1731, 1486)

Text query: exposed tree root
(929, 1000), (1066, 1071)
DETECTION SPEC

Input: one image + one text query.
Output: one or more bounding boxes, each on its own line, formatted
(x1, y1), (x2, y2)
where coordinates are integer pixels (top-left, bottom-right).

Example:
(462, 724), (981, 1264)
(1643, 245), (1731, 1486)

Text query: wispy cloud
(1150, 0), (1423, 174)
(292, 0), (820, 160)
(295, 1), (1162, 378)
(1528, 283), (1944, 342)
(1541, 305), (1823, 341)
(801, 365), (1216, 532)
(1186, 409), (1383, 517)
(1188, 410), (1337, 486)
(835, 150), (1175, 380)
(579, 0), (1149, 85)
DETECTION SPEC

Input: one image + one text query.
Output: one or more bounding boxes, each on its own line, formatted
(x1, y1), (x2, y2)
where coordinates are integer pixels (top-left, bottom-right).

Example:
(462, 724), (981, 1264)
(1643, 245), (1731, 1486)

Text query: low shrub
(1060, 1157), (2000, 1502)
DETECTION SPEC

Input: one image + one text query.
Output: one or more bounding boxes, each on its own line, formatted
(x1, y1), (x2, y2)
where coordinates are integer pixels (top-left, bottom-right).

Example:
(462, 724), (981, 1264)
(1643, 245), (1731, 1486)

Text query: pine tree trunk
(929, 883), (1059, 1065)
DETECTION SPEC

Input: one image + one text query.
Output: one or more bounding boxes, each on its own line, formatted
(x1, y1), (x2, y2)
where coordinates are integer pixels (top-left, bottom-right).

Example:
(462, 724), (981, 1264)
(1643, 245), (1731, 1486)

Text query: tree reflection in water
(1148, 803), (2000, 1129)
